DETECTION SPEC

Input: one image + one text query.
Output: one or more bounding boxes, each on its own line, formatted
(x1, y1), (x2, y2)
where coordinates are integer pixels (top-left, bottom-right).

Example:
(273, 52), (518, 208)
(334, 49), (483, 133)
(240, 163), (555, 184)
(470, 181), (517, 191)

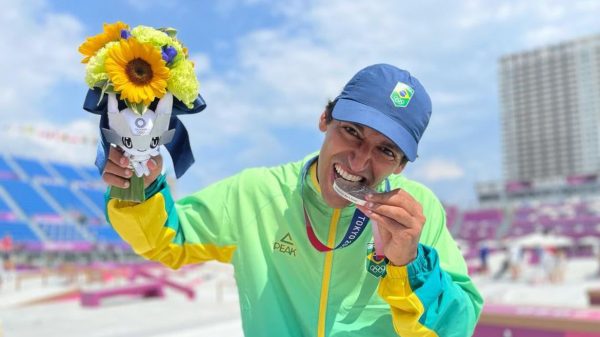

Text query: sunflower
(105, 38), (170, 107)
(78, 21), (129, 64)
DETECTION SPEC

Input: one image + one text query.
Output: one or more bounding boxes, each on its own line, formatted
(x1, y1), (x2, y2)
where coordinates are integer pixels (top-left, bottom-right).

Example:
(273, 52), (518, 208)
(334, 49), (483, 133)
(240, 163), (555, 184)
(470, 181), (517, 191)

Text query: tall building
(477, 35), (600, 206)
(500, 35), (600, 182)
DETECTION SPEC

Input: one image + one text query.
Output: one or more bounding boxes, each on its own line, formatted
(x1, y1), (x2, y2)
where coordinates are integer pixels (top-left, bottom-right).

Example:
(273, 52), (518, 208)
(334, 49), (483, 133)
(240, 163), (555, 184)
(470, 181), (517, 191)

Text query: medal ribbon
(300, 156), (390, 252)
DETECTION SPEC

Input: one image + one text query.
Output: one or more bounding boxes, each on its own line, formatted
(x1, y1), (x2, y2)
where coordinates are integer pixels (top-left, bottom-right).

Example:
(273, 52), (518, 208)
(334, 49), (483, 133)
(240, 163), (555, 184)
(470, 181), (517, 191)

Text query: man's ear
(393, 161), (407, 175)
(319, 111), (328, 132)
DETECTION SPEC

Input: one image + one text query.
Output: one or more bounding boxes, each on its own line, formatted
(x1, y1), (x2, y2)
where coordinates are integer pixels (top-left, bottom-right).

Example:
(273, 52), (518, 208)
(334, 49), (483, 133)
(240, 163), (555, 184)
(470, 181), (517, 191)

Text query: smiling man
(103, 64), (483, 336)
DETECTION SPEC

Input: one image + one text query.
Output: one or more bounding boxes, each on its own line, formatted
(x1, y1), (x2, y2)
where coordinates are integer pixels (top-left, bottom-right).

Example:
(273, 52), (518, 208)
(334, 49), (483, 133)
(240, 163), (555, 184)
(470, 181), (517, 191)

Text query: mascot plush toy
(102, 92), (174, 178)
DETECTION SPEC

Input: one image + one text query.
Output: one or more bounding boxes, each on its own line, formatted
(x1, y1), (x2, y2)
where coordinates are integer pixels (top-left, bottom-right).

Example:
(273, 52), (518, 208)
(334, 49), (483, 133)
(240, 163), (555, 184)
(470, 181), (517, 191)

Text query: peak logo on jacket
(273, 233), (296, 256)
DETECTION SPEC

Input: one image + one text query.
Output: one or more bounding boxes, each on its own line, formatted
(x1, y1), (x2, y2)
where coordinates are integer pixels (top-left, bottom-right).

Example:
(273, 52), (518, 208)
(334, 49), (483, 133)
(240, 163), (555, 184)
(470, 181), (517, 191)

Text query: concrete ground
(0, 262), (243, 337)
(1, 255), (599, 337)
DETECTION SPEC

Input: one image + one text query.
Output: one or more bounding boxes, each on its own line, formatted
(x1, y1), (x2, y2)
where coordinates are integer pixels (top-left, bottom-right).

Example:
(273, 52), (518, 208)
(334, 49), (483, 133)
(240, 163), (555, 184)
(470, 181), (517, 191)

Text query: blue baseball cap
(332, 64), (432, 162)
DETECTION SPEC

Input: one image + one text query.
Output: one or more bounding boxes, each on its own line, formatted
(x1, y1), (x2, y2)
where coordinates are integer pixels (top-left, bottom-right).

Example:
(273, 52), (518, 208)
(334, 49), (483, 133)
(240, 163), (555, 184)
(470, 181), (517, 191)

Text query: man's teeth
(334, 164), (363, 182)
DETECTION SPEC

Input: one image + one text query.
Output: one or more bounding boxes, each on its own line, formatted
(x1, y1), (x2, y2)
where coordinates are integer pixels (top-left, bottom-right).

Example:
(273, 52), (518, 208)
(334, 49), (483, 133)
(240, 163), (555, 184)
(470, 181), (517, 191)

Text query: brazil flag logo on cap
(390, 82), (414, 108)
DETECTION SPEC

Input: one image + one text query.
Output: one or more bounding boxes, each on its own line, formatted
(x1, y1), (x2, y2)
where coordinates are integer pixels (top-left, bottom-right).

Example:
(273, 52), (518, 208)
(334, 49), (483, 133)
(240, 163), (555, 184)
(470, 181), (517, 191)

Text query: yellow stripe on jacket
(378, 265), (439, 337)
(107, 193), (236, 269)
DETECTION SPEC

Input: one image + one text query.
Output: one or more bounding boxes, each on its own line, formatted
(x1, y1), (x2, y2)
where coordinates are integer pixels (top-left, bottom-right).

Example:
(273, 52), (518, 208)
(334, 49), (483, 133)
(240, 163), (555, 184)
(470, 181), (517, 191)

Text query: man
(103, 64), (483, 336)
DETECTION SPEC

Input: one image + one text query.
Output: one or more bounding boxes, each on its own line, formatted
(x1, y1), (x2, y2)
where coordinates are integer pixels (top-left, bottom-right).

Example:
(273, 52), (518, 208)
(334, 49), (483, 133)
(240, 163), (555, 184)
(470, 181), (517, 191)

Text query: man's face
(317, 112), (407, 209)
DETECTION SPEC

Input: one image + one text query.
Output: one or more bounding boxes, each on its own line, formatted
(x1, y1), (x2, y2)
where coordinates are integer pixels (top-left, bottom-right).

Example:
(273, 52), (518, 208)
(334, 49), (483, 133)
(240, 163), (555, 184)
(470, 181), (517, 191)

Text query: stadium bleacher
(0, 180), (59, 218)
(0, 192), (15, 220)
(38, 222), (87, 242)
(0, 220), (40, 242)
(78, 186), (105, 215)
(86, 226), (123, 243)
(0, 187), (40, 242)
(83, 166), (102, 180)
(48, 162), (91, 182)
(455, 208), (504, 244)
(446, 197), (600, 262)
(0, 154), (124, 249)
(41, 183), (101, 219)
(505, 201), (600, 239)
(0, 156), (18, 179)
(13, 157), (54, 180)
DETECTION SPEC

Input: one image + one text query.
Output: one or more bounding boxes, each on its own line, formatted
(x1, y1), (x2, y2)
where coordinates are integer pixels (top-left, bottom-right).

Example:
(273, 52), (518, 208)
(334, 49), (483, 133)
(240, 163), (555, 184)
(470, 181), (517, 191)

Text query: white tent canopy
(510, 232), (574, 248)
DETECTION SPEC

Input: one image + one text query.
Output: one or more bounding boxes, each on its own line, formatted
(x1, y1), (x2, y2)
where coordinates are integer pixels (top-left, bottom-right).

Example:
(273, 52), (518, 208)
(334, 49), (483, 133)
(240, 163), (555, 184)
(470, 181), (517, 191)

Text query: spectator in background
(493, 245), (510, 280)
(509, 244), (523, 281)
(552, 247), (567, 283)
(593, 239), (600, 278)
(478, 241), (490, 275)
(0, 257), (14, 287)
(540, 246), (557, 283)
(0, 233), (12, 255)
(0, 253), (4, 289)
(0, 233), (13, 286)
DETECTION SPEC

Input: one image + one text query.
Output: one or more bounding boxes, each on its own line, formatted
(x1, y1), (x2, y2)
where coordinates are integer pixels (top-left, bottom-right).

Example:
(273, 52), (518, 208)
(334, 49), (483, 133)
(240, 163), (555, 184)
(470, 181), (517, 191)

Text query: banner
(4, 123), (98, 145)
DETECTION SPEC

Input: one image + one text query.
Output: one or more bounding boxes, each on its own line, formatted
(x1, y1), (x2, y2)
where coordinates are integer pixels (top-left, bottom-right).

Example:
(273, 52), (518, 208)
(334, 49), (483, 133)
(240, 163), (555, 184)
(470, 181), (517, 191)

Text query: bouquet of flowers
(80, 22), (206, 202)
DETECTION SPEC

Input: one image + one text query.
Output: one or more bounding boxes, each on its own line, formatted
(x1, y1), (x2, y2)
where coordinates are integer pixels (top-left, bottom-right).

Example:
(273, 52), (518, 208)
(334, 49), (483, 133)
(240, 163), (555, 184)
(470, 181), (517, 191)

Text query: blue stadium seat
(0, 155), (127, 246)
(42, 184), (100, 219)
(88, 225), (124, 243)
(38, 223), (86, 242)
(0, 156), (18, 180)
(0, 197), (18, 223)
(0, 180), (58, 217)
(79, 187), (105, 212)
(14, 157), (54, 179)
(49, 162), (89, 182)
(0, 195), (12, 213)
(0, 220), (41, 242)
(83, 167), (102, 180)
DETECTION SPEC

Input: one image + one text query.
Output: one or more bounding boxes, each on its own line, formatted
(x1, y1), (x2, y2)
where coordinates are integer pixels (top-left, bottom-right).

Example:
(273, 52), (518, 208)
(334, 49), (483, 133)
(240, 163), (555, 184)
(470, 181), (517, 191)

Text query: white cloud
(514, 2), (600, 49)
(537, 5), (565, 21)
(455, 0), (494, 29)
(126, 0), (177, 11)
(191, 53), (212, 75)
(429, 91), (474, 106)
(494, 3), (527, 21)
(411, 158), (465, 182)
(193, 0), (430, 137)
(0, 0), (84, 122)
(1, 118), (98, 165)
(180, 1), (423, 174)
(523, 26), (569, 47)
(574, 0), (600, 11)
(234, 131), (286, 166)
(0, 0), (95, 165)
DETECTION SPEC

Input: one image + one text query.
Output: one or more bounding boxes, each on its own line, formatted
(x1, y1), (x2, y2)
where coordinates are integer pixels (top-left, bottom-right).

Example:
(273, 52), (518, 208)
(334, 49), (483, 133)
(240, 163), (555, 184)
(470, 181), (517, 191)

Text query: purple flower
(120, 29), (131, 39)
(161, 45), (177, 65)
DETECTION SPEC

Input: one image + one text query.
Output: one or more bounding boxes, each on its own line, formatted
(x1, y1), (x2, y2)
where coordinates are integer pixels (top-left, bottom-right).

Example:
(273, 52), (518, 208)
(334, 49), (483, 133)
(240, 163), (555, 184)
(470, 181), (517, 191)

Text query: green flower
(131, 26), (185, 67)
(167, 60), (200, 108)
(84, 41), (118, 88)
(82, 25), (199, 106)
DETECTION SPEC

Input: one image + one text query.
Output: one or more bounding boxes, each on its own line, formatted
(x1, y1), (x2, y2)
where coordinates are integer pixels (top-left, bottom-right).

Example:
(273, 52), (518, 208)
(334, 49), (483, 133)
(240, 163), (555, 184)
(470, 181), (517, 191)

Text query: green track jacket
(106, 153), (483, 336)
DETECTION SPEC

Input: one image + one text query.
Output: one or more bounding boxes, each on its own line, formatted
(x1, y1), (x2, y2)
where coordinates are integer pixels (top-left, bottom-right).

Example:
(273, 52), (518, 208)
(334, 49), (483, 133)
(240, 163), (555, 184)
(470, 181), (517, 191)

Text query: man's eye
(380, 147), (396, 159)
(343, 126), (360, 137)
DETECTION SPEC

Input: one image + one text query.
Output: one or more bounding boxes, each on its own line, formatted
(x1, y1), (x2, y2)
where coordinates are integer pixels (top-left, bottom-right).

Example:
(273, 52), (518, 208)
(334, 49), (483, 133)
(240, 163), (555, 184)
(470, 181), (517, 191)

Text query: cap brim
(332, 98), (417, 161)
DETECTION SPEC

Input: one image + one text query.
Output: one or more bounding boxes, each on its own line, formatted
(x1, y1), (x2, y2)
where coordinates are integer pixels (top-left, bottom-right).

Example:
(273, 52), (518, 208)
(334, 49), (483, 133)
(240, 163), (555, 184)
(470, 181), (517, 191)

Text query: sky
(2, 0), (600, 207)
